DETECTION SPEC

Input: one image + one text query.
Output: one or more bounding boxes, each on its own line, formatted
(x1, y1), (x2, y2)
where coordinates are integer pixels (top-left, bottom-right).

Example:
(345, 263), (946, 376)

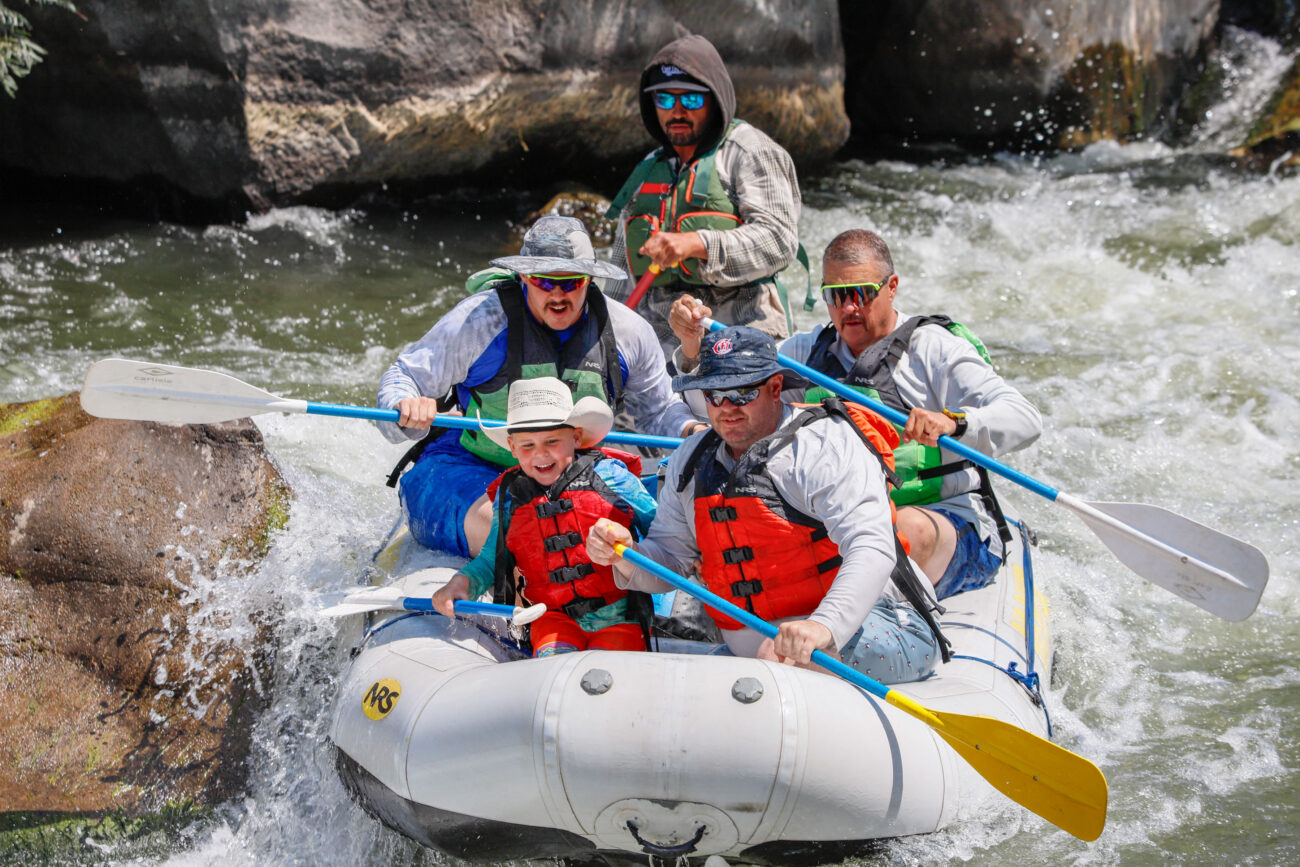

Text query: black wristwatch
(942, 408), (968, 438)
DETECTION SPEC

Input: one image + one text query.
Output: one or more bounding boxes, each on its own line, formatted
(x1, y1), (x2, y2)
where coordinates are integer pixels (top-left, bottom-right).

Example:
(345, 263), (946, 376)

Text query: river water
(2, 30), (1298, 867)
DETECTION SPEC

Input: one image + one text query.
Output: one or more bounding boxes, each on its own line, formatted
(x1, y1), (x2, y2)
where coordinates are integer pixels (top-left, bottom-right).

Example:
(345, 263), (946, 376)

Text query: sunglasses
(702, 383), (765, 408)
(526, 274), (590, 293)
(821, 281), (885, 307)
(652, 91), (707, 111)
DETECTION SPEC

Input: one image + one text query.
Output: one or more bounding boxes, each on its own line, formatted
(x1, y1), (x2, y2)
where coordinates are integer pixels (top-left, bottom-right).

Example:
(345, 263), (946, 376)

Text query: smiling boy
(431, 378), (657, 656)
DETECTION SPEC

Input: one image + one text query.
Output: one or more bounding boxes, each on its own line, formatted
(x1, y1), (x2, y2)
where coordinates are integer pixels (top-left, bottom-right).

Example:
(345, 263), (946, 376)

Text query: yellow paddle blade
(888, 692), (1108, 841)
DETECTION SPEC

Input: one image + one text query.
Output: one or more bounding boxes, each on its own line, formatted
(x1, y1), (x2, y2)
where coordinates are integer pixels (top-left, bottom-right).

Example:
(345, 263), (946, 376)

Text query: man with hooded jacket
(605, 33), (801, 360)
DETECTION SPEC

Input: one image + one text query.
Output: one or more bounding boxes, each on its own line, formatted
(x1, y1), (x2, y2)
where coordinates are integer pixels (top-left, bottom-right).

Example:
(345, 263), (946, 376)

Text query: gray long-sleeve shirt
(615, 405), (927, 654)
(376, 288), (697, 442)
(779, 313), (1043, 549)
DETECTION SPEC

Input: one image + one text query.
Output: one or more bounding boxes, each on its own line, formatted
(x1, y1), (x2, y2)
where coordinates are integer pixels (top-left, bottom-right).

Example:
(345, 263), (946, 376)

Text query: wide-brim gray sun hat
(491, 215), (626, 281)
(672, 326), (810, 393)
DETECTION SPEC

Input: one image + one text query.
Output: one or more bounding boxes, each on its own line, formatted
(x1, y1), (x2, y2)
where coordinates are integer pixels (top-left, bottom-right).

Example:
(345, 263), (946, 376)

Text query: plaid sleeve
(695, 125), (802, 286)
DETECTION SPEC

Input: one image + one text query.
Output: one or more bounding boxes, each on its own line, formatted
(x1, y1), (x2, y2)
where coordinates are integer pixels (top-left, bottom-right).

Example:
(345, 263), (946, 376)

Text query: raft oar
(610, 541), (1108, 841)
(699, 318), (1269, 622)
(78, 359), (684, 450)
(624, 264), (661, 309)
(321, 588), (546, 622)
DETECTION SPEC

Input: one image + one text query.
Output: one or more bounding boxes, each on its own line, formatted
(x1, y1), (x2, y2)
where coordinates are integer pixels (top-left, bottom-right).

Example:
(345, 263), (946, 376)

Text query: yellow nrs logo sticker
(362, 678), (401, 720)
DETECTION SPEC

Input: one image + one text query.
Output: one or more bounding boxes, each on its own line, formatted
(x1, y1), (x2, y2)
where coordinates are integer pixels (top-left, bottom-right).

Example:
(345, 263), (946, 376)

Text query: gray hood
(638, 34), (736, 157)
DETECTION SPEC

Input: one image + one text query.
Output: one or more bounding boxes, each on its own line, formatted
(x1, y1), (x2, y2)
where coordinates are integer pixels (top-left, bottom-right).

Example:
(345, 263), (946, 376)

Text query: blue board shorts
(840, 597), (940, 684)
(931, 508), (1002, 600)
(399, 429), (502, 557)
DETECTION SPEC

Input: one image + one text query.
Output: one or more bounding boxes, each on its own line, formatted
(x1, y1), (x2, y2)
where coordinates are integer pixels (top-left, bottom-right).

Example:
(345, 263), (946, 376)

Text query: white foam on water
(3, 91), (1297, 867)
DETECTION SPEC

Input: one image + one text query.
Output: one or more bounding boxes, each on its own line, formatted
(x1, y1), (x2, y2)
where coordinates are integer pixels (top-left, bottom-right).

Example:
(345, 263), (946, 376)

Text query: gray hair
(823, 229), (894, 275)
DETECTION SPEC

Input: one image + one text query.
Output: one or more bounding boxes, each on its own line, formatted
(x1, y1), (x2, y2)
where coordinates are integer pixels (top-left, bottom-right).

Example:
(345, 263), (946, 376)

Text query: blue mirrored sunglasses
(526, 274), (590, 293)
(702, 384), (764, 408)
(653, 91), (707, 111)
(820, 281), (883, 307)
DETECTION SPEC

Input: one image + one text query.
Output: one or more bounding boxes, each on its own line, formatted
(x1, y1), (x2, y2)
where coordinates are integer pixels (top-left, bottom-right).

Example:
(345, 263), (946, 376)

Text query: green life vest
(459, 277), (625, 467)
(802, 315), (992, 507)
(607, 119), (752, 289)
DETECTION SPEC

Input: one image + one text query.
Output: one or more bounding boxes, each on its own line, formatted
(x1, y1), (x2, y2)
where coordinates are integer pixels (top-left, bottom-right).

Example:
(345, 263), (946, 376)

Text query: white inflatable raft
(330, 515), (1051, 863)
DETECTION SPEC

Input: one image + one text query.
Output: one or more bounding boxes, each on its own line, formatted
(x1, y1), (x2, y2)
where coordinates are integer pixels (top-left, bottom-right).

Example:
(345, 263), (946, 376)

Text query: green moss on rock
(0, 396), (66, 439)
(0, 802), (210, 862)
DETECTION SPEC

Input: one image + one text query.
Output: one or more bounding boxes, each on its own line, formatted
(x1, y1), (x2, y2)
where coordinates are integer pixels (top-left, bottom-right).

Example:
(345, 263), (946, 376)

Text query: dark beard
(666, 125), (699, 147)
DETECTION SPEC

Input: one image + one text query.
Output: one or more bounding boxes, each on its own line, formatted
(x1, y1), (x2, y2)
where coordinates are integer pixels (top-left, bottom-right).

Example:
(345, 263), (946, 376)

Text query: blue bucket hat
(671, 326), (809, 393)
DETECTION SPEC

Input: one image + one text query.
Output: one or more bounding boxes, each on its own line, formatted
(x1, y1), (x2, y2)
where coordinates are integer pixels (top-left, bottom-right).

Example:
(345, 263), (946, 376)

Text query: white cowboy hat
(478, 377), (614, 452)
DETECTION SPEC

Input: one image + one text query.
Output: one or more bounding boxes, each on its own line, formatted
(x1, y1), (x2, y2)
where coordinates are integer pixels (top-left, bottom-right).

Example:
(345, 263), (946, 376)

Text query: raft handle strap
(626, 819), (707, 859)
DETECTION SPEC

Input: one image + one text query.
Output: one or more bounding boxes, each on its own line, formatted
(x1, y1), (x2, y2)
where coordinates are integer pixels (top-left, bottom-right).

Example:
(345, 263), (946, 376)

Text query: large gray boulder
(0, 0), (848, 209)
(0, 393), (286, 818)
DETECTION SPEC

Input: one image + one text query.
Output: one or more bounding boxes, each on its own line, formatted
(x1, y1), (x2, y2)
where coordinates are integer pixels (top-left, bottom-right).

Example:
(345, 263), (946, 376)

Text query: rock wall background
(0, 0), (1294, 214)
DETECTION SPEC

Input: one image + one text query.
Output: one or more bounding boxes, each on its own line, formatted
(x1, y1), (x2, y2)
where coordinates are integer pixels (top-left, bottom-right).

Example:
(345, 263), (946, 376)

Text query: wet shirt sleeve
(595, 459), (658, 537)
(376, 292), (505, 443)
(772, 417), (898, 650)
(895, 323), (1043, 458)
(460, 497), (501, 600)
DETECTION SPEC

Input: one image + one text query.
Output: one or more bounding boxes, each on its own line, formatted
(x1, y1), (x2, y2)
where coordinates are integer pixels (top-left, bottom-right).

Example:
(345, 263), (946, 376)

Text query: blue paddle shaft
(699, 319), (1059, 502)
(616, 545), (889, 702)
(394, 598), (519, 618)
(305, 401), (683, 450)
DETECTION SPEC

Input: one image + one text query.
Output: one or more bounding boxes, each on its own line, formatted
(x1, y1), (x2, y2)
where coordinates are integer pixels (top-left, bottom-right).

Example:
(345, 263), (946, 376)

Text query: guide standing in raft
(604, 34), (802, 359)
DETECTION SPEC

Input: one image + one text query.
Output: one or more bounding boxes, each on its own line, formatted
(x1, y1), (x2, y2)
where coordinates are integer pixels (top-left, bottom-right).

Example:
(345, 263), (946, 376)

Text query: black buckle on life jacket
(535, 499), (574, 519)
(730, 579), (763, 597)
(550, 563), (595, 584)
(722, 546), (754, 564)
(563, 595), (607, 618)
(544, 532), (583, 553)
(708, 505), (738, 522)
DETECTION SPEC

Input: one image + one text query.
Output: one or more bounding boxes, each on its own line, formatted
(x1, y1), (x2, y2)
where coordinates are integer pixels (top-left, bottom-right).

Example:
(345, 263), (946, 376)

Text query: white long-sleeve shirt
(780, 313), (1043, 547)
(615, 405), (929, 654)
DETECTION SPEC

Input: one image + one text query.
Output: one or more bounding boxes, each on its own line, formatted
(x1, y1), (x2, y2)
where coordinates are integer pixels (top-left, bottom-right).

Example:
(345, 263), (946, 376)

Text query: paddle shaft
(307, 402), (683, 450)
(699, 318), (1056, 499)
(615, 543), (894, 703)
(624, 264), (661, 309)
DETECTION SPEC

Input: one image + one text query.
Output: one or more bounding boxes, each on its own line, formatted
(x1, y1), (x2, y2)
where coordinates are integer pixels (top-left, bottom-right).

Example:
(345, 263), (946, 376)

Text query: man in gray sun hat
(587, 325), (947, 685)
(378, 215), (703, 559)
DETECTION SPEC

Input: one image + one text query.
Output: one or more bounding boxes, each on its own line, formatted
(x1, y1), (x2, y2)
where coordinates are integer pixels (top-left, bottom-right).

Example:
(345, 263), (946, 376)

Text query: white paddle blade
(321, 587), (407, 617)
(1065, 496), (1269, 621)
(81, 358), (307, 424)
(320, 601), (393, 618)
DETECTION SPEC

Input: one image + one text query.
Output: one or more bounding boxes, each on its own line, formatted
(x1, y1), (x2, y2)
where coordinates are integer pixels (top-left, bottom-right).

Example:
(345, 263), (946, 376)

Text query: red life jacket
(678, 399), (929, 633)
(492, 448), (641, 621)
